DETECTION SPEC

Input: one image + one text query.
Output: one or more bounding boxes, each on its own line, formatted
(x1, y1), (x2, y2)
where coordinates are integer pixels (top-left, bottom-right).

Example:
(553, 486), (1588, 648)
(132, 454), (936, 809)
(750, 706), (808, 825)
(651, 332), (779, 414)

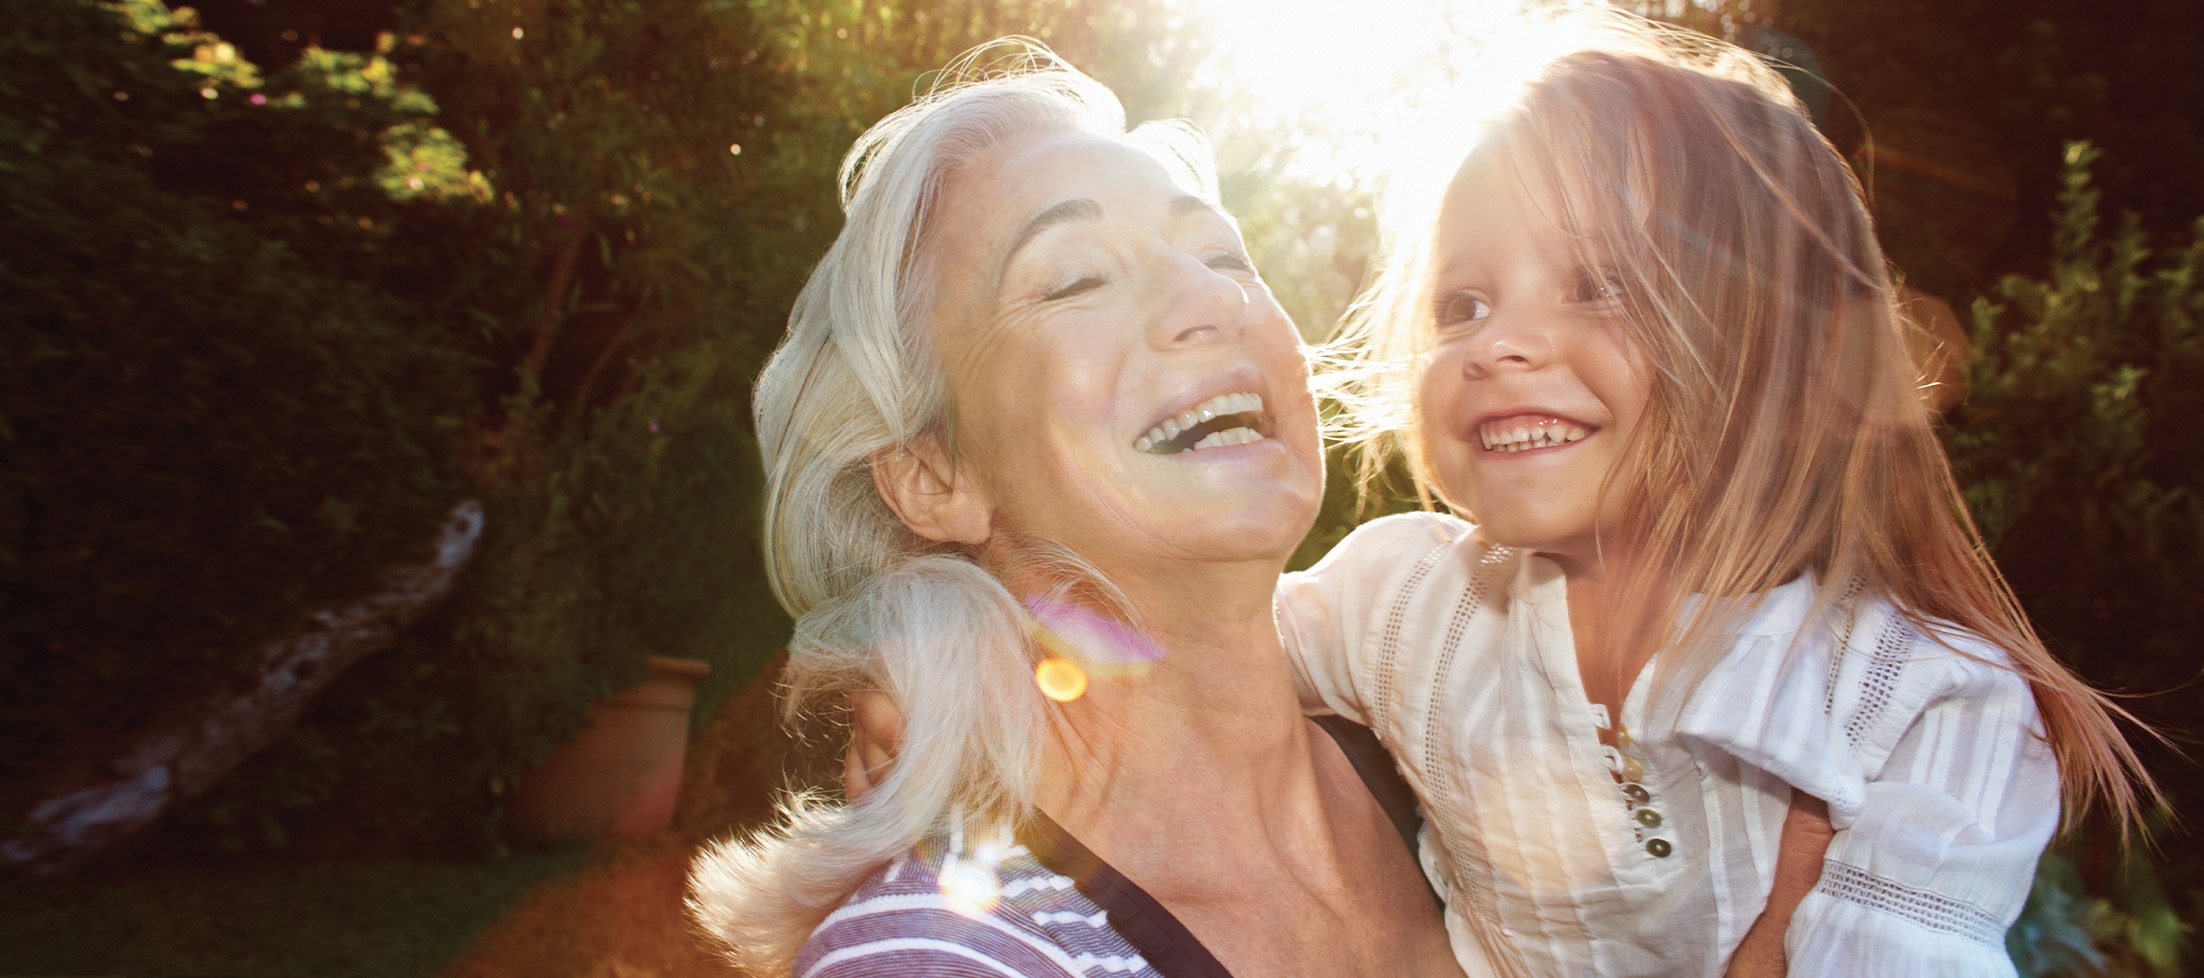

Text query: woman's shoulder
(793, 835), (1150, 978)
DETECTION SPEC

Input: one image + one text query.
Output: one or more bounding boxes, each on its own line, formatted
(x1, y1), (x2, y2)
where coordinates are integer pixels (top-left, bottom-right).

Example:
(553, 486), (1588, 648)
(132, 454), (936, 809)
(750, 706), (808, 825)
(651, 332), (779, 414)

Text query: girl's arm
(1782, 641), (2059, 977)
(1275, 512), (1472, 723)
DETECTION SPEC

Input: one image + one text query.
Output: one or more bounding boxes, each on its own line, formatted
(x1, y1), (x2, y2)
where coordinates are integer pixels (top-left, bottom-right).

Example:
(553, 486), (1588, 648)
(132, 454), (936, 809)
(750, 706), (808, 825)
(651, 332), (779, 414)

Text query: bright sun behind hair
(1181, 0), (1542, 185)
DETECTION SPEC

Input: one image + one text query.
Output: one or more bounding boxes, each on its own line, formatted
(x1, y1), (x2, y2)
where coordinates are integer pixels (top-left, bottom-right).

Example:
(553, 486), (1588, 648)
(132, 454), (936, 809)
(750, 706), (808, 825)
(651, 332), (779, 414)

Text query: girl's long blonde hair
(1330, 11), (2154, 831)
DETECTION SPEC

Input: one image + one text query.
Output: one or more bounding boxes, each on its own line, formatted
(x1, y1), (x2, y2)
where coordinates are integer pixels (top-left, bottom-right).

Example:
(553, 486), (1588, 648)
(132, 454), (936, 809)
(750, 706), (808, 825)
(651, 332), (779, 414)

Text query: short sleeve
(1274, 512), (1470, 725)
(1783, 644), (2059, 977)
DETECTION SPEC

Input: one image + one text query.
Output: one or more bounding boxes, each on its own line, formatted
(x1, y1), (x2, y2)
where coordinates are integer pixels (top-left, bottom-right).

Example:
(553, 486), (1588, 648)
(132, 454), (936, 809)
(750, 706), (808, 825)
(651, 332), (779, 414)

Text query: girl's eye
(1569, 267), (1627, 304)
(1042, 276), (1105, 301)
(1433, 292), (1492, 328)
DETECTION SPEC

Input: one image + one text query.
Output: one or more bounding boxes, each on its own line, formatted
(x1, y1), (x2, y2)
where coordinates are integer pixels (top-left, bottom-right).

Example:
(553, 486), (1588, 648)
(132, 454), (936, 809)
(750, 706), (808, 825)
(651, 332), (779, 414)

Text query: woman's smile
(1135, 390), (1269, 454)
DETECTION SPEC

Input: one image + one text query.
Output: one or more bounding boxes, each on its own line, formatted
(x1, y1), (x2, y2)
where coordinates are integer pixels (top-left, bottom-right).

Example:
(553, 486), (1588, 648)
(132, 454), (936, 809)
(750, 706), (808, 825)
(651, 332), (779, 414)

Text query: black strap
(1021, 810), (1236, 978)
(1311, 713), (1440, 909)
(1311, 714), (1424, 858)
(1020, 718), (1438, 977)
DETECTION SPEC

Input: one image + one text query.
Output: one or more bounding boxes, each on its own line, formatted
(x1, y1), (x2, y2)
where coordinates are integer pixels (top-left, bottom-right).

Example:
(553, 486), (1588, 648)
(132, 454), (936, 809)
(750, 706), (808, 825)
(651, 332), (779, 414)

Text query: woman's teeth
(1135, 391), (1265, 454)
(1479, 418), (1590, 452)
(1191, 427), (1262, 450)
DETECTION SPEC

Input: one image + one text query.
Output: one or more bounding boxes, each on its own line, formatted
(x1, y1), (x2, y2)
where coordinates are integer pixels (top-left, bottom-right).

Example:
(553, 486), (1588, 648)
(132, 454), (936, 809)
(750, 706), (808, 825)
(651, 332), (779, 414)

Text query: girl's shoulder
(1822, 590), (2040, 739)
(1304, 510), (1501, 579)
(1282, 510), (1518, 631)
(1673, 582), (2043, 813)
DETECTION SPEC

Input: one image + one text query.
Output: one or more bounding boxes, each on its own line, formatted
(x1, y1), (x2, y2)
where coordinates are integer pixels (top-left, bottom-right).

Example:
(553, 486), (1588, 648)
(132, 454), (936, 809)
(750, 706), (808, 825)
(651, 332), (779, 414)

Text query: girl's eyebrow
(998, 198), (1101, 282)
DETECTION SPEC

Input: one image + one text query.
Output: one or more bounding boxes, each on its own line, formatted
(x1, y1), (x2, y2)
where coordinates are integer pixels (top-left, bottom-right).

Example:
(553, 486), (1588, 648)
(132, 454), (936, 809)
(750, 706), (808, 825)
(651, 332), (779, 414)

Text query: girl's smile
(1474, 412), (1595, 453)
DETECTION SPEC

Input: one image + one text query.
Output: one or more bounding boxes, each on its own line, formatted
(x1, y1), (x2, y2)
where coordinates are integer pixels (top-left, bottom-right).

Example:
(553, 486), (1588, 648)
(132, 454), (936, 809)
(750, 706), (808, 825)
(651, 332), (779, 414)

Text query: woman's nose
(1149, 252), (1248, 349)
(1459, 311), (1554, 379)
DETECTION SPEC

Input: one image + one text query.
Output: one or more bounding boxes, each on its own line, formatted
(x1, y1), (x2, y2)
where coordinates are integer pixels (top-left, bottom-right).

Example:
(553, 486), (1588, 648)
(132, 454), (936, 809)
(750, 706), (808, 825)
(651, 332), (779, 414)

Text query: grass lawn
(0, 661), (809, 976)
(0, 847), (586, 975)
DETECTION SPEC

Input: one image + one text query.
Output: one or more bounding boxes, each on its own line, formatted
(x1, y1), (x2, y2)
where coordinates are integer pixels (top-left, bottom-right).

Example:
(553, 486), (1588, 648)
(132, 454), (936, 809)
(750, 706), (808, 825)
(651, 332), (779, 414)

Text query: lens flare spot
(1034, 658), (1088, 702)
(1025, 594), (1163, 679)
(938, 859), (1001, 916)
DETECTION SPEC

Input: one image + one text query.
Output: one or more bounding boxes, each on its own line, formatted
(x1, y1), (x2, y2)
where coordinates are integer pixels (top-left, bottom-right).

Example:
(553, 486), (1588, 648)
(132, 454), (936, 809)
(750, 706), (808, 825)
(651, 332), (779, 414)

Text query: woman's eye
(1042, 276), (1105, 301)
(1433, 292), (1491, 327)
(1569, 268), (1627, 304)
(1206, 250), (1256, 274)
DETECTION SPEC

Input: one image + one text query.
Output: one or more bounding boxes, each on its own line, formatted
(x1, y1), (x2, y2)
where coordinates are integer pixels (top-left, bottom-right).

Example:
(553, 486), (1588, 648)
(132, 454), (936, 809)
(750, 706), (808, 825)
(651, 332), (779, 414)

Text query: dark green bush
(0, 0), (475, 784)
(1950, 143), (2201, 978)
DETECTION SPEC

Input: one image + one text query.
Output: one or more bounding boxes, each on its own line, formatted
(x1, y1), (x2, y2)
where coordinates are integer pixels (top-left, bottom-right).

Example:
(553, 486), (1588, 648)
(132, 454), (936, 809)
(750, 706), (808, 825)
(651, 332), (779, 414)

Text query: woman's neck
(1032, 557), (1322, 851)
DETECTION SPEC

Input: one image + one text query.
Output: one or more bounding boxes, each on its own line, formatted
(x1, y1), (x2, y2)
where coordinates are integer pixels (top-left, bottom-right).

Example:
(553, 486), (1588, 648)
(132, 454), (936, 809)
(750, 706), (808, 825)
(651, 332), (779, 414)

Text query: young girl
(1278, 13), (2154, 977)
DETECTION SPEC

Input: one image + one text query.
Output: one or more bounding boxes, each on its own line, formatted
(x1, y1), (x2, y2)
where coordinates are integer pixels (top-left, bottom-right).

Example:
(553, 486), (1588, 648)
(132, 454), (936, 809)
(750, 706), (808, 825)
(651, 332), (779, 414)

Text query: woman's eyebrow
(1169, 194), (1219, 219)
(998, 198), (1102, 281)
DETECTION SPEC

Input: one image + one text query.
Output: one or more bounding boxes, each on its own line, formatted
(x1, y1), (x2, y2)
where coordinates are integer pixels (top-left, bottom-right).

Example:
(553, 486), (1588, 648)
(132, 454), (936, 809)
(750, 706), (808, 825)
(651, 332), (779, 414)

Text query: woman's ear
(871, 437), (993, 546)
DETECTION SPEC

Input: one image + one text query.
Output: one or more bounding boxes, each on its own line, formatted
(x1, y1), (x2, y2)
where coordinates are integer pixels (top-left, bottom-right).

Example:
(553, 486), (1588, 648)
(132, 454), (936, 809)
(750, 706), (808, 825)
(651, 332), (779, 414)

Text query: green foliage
(155, 0), (1214, 854)
(1949, 142), (2203, 975)
(0, 0), (474, 776)
(0, 847), (584, 973)
(162, 0), (803, 851)
(2010, 851), (2193, 978)
(1952, 141), (2204, 705)
(445, 353), (784, 811)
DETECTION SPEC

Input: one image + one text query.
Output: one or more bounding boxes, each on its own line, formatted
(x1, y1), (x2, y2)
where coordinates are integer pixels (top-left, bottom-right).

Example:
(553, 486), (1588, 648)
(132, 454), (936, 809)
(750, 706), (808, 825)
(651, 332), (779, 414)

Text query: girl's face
(1417, 147), (1653, 572)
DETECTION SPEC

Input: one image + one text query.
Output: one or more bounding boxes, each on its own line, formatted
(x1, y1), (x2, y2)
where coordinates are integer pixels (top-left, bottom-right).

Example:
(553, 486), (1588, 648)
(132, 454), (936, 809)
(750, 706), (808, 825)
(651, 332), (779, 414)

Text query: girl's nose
(1460, 312), (1554, 379)
(1150, 252), (1248, 350)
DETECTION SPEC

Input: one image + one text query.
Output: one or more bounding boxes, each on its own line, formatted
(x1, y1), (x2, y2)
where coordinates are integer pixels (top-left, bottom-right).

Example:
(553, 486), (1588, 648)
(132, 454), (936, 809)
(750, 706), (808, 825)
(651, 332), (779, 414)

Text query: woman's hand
(1724, 791), (1834, 978)
(842, 690), (907, 800)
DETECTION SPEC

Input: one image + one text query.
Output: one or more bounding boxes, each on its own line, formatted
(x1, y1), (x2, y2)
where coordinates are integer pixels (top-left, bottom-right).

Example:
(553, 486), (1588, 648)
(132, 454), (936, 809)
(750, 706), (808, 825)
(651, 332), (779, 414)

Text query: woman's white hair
(687, 40), (1219, 976)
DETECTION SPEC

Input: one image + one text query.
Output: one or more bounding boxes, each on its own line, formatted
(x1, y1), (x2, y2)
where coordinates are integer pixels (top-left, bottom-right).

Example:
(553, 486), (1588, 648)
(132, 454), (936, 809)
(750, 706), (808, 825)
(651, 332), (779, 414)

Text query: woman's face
(917, 130), (1323, 573)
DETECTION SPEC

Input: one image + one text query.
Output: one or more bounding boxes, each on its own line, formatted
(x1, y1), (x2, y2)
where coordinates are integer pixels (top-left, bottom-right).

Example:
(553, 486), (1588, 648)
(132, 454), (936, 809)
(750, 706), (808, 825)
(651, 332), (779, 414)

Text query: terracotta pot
(507, 655), (711, 841)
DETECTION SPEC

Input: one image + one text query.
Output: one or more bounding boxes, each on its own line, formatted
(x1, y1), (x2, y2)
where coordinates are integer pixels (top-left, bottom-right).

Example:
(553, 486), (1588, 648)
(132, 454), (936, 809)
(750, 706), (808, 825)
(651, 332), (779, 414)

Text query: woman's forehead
(956, 131), (1197, 217)
(924, 131), (1219, 275)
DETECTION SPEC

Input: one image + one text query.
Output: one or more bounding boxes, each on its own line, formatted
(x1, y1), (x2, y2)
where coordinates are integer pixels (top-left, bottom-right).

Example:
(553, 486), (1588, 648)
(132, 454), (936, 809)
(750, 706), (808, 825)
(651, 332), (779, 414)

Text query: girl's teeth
(1480, 419), (1591, 452)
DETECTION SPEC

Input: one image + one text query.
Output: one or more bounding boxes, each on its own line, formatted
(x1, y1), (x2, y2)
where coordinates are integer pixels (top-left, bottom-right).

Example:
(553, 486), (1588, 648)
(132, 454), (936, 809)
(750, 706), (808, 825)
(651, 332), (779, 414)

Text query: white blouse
(1276, 512), (2057, 978)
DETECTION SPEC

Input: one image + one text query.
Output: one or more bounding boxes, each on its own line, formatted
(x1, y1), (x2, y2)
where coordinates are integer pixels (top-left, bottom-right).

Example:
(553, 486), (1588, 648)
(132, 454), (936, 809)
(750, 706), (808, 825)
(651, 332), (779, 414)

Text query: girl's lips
(1475, 412), (1596, 453)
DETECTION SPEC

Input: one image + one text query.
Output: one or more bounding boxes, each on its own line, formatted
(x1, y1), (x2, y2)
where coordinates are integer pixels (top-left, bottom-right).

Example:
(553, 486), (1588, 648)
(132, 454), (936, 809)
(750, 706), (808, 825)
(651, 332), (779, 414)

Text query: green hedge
(0, 0), (475, 782)
(1951, 144), (2201, 978)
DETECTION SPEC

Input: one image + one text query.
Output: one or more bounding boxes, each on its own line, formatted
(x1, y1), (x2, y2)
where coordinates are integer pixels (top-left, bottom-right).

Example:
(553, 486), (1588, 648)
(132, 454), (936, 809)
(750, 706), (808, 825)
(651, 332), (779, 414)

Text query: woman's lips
(1135, 390), (1267, 454)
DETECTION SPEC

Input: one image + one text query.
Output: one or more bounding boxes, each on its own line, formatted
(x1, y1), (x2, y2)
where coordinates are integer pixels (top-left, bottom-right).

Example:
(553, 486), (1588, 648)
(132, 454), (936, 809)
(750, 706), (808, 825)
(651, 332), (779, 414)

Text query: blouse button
(1635, 808), (1663, 828)
(1621, 783), (1650, 804)
(1645, 838), (1672, 858)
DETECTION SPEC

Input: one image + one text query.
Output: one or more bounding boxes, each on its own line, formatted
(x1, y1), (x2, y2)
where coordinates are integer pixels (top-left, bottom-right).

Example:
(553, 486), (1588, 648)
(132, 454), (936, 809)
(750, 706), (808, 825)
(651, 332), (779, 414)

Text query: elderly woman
(687, 47), (1465, 978)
